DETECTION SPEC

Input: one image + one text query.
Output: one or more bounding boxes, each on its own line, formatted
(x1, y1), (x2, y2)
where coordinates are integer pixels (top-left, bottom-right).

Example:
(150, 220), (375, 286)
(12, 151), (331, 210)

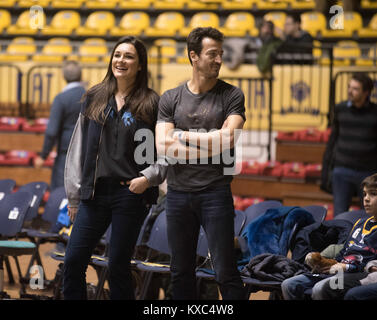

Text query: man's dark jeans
(166, 184), (246, 300)
(63, 179), (148, 300)
(332, 166), (375, 216)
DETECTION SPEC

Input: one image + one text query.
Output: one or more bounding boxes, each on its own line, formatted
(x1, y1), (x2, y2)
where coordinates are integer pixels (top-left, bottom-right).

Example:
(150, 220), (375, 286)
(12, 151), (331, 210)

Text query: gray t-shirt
(158, 79), (246, 192)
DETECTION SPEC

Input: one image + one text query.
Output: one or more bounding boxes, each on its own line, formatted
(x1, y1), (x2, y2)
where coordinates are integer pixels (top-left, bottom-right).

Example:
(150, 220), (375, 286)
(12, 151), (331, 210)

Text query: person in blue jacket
(282, 173), (377, 300)
(63, 36), (166, 300)
(34, 60), (85, 190)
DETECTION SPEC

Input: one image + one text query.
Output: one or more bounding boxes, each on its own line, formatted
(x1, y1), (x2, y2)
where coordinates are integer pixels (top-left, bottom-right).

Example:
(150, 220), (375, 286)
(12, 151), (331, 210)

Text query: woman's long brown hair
(83, 36), (158, 125)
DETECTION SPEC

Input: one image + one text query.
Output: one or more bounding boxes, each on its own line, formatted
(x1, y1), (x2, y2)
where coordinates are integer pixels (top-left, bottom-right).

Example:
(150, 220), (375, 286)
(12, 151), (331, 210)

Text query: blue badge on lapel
(122, 111), (135, 127)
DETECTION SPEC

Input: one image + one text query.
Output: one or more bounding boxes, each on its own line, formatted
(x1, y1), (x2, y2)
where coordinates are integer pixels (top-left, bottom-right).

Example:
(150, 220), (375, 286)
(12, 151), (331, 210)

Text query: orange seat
(144, 12), (184, 37)
(358, 13), (377, 38)
(220, 12), (258, 37)
(7, 10), (46, 35)
(85, 0), (119, 8)
(76, 11), (115, 36)
(79, 38), (108, 63)
(32, 38), (72, 62)
(110, 11), (149, 36)
(322, 11), (362, 38)
(0, 37), (36, 62)
(41, 10), (81, 35)
(0, 10), (11, 33)
(301, 11), (326, 37)
(179, 12), (220, 37)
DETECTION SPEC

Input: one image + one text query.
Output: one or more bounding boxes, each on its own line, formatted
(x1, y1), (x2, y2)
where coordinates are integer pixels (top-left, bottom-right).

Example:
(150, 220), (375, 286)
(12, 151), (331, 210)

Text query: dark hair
(83, 36), (158, 125)
(286, 13), (301, 24)
(186, 27), (224, 65)
(259, 19), (274, 32)
(362, 173), (377, 190)
(351, 73), (375, 95)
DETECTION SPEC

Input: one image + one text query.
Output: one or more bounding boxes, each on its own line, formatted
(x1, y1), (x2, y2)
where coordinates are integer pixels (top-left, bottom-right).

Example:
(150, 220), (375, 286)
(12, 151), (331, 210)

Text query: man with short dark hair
(34, 60), (85, 190)
(276, 13), (313, 64)
(156, 27), (246, 300)
(321, 73), (377, 216)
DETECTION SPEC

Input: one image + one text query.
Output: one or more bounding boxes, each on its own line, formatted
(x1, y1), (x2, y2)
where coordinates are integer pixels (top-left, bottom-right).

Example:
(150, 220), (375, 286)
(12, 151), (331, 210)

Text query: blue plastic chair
(136, 210), (171, 300)
(18, 181), (48, 222)
(302, 205), (327, 223)
(23, 186), (67, 284)
(0, 190), (35, 299)
(334, 209), (368, 225)
(0, 179), (16, 203)
(243, 200), (283, 229)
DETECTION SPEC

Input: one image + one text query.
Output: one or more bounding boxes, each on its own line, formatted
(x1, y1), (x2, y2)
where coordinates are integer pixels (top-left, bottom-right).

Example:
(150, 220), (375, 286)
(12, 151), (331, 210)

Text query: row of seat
(1, 36), (376, 66)
(0, 150), (56, 167)
(1, 9), (377, 39)
(0, 0), (323, 10)
(241, 160), (322, 180)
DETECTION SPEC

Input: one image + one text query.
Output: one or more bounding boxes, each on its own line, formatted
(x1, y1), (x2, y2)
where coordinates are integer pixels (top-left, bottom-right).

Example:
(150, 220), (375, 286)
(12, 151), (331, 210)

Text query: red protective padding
(0, 117), (26, 131)
(22, 118), (49, 133)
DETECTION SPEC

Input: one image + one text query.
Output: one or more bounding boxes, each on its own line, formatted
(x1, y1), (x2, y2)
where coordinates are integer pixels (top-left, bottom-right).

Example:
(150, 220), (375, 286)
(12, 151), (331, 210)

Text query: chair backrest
(42, 186), (68, 229)
(7, 37), (36, 55)
(154, 12), (185, 31)
(79, 38), (108, 56)
(51, 10), (80, 30)
(301, 11), (326, 35)
(224, 12), (255, 31)
(18, 181), (48, 221)
(334, 209), (369, 225)
(334, 40), (361, 58)
(0, 191), (34, 237)
(15, 10), (45, 29)
(234, 209), (246, 236)
(0, 179), (16, 198)
(135, 206), (155, 246)
(189, 12), (220, 28)
(145, 210), (170, 255)
(243, 200), (283, 228)
(42, 37), (72, 55)
(0, 9), (11, 32)
(120, 11), (150, 31)
(368, 13), (377, 30)
(302, 205), (327, 223)
(343, 11), (363, 32)
(84, 11), (115, 31)
(263, 11), (286, 31)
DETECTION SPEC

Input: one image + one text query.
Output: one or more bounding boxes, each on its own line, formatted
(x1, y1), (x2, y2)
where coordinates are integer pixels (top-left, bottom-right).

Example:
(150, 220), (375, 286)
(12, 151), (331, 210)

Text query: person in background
(321, 73), (377, 216)
(34, 60), (85, 190)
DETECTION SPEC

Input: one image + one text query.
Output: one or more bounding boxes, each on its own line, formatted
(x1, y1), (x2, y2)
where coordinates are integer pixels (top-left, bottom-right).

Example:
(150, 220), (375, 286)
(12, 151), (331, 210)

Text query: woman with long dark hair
(63, 36), (166, 300)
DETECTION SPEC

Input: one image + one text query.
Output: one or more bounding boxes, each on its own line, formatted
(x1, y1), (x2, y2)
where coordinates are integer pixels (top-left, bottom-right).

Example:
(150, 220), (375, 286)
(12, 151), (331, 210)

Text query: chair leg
(4, 256), (14, 284)
(0, 256), (10, 299)
(94, 267), (108, 300)
(138, 271), (153, 300)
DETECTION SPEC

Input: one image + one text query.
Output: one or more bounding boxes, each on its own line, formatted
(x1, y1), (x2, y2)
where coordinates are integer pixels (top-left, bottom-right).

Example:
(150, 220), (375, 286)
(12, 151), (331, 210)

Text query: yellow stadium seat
(41, 10), (81, 36)
(153, 0), (186, 9)
(361, 0), (377, 9)
(256, 0), (288, 10)
(50, 0), (85, 8)
(144, 12), (184, 37)
(0, 37), (36, 62)
(17, 0), (50, 7)
(263, 11), (286, 34)
(0, 0), (16, 7)
(333, 40), (361, 65)
(76, 11), (115, 36)
(149, 38), (177, 64)
(85, 0), (119, 8)
(7, 10), (46, 35)
(179, 12), (220, 38)
(220, 12), (258, 37)
(358, 13), (377, 38)
(79, 38), (108, 63)
(118, 0), (151, 9)
(0, 10), (11, 34)
(289, 0), (315, 9)
(186, 0), (218, 9)
(110, 11), (149, 37)
(321, 11), (362, 38)
(356, 45), (377, 66)
(32, 38), (72, 62)
(301, 11), (326, 37)
(221, 0), (257, 9)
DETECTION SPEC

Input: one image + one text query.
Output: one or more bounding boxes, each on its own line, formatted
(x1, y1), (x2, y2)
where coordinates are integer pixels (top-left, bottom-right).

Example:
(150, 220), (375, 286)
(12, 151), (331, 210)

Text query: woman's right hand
(68, 206), (78, 222)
